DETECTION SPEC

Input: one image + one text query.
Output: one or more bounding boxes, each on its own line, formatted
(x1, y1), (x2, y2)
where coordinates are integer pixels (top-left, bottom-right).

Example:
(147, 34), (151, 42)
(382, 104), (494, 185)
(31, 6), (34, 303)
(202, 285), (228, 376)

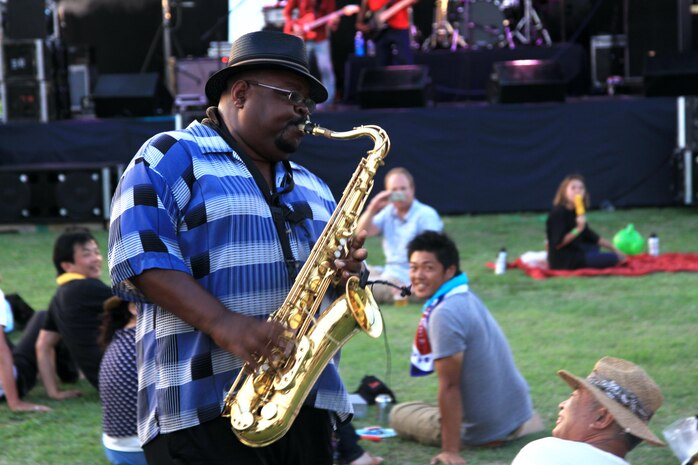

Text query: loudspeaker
(5, 0), (47, 40)
(93, 73), (173, 118)
(2, 39), (50, 80)
(0, 172), (33, 221)
(643, 52), (698, 97)
(357, 65), (430, 109)
(626, 0), (692, 78)
(0, 164), (123, 224)
(487, 60), (566, 104)
(1, 80), (55, 122)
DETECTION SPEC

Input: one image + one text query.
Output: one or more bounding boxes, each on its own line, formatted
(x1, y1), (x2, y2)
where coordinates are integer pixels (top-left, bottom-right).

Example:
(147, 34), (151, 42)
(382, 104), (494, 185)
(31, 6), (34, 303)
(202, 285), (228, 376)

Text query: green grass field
(1, 207), (697, 465)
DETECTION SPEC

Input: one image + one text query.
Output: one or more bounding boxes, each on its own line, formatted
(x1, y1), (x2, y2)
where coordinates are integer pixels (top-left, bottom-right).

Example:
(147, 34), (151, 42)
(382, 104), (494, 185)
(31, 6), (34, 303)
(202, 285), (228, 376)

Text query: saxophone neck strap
(203, 107), (300, 281)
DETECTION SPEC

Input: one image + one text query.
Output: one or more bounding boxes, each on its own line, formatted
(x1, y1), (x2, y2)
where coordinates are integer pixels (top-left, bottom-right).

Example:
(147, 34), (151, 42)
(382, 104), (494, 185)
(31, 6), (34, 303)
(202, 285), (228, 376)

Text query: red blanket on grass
(488, 253), (698, 280)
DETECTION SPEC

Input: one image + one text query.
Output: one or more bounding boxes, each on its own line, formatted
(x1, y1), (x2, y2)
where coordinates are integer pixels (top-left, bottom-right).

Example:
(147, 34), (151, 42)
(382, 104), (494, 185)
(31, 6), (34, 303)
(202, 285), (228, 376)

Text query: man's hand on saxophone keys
(333, 229), (369, 289)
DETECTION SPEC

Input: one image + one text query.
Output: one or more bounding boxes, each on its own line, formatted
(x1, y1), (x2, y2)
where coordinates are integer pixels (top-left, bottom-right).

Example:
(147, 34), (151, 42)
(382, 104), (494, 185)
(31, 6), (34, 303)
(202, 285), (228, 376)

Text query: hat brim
(205, 59), (328, 105)
(558, 370), (665, 447)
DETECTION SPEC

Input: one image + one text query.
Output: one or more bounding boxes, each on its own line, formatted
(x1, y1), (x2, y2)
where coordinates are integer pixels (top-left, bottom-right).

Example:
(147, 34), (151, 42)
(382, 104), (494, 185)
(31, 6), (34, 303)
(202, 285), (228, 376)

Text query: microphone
(368, 280), (411, 298)
(400, 285), (412, 297)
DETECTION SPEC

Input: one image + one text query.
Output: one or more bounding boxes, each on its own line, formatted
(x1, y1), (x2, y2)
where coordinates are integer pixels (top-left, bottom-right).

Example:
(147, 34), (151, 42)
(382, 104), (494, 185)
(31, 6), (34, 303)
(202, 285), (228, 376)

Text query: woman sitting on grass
(546, 174), (625, 270)
(98, 296), (146, 465)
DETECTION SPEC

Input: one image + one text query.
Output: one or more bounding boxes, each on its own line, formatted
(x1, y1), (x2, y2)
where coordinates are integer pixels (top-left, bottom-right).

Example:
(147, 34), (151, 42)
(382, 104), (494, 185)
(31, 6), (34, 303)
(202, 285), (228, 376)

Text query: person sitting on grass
(546, 174), (625, 270)
(511, 356), (665, 465)
(390, 231), (543, 465)
(98, 296), (146, 465)
(36, 228), (112, 398)
(1, 287), (77, 411)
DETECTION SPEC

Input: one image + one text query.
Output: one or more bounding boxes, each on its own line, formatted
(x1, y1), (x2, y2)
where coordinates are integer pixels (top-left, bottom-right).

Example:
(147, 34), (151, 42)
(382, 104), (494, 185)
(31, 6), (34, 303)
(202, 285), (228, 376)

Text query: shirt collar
(56, 272), (86, 286)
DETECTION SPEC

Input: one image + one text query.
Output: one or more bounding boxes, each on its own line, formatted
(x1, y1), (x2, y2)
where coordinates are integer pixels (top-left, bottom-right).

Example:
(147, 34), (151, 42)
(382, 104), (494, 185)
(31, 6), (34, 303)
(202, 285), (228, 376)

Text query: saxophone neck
(298, 122), (390, 161)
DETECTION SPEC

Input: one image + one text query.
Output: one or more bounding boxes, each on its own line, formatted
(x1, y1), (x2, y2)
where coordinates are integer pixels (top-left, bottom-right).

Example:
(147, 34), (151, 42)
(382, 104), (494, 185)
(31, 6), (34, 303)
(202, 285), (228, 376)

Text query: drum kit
(422, 0), (551, 51)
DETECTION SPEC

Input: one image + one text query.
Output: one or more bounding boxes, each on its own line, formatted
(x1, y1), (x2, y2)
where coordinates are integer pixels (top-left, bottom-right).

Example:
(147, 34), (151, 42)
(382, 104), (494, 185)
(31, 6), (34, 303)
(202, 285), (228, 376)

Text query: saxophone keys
(261, 402), (278, 421)
(232, 411), (255, 431)
(288, 313), (302, 329)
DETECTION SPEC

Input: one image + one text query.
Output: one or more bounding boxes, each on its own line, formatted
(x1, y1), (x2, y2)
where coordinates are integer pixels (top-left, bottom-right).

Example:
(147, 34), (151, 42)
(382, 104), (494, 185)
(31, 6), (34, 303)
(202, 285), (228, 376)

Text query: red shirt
(368, 0), (411, 30)
(283, 0), (337, 42)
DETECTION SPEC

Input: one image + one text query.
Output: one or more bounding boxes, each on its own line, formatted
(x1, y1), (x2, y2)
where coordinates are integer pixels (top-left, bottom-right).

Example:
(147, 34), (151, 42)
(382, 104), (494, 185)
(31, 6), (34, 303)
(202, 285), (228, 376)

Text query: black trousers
(9, 311), (77, 397)
(143, 406), (333, 465)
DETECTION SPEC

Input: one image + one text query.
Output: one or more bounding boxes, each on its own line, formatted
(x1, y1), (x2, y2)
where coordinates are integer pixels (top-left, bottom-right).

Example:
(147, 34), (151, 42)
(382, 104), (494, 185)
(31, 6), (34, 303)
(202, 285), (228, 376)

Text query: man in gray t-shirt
(390, 231), (543, 465)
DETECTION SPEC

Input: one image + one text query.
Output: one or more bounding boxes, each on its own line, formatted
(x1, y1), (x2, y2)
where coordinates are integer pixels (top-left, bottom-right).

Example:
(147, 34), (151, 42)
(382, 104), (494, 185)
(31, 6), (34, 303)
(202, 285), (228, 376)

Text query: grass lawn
(1, 207), (696, 465)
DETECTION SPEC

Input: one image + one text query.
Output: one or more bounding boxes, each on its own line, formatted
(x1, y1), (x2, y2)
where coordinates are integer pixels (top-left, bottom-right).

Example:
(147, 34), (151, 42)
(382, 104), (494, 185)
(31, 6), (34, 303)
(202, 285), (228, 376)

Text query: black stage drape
(0, 97), (677, 215)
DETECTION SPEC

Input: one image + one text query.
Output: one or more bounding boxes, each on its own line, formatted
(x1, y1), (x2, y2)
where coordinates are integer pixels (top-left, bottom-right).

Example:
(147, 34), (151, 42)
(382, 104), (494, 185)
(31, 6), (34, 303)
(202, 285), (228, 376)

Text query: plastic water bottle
(648, 233), (660, 256)
(354, 31), (365, 57)
(495, 247), (507, 275)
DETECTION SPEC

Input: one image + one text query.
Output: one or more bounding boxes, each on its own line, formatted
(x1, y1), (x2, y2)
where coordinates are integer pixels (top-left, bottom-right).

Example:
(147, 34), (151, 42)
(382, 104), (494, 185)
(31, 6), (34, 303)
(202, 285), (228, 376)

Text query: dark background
(3, 0), (695, 100)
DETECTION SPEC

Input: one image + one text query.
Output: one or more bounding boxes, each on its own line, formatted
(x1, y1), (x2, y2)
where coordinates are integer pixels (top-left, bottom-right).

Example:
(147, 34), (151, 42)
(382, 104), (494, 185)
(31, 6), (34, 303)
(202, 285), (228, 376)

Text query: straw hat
(558, 356), (665, 447)
(205, 30), (327, 104)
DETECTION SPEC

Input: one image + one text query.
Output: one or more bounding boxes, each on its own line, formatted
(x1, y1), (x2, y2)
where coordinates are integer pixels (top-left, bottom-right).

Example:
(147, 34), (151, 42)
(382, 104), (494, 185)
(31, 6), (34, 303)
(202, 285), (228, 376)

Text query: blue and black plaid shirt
(108, 121), (352, 446)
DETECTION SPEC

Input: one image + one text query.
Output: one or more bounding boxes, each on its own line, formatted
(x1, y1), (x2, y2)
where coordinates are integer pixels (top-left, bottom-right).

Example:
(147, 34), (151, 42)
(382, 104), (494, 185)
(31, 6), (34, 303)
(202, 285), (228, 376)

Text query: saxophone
(222, 121), (390, 447)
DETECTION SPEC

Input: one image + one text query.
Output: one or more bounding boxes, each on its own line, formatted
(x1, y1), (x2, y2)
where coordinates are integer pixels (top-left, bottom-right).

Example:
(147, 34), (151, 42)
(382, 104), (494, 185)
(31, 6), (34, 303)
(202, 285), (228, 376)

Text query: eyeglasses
(246, 80), (316, 114)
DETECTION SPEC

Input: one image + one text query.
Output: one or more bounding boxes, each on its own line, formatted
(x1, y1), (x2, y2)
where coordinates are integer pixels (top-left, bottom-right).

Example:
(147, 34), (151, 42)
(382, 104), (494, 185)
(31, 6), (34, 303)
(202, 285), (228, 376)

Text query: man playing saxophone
(108, 30), (369, 465)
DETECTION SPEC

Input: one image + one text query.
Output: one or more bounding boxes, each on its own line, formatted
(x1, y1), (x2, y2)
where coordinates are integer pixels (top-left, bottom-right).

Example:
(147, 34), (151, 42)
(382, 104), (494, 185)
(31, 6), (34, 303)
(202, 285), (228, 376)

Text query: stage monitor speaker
(5, 0), (47, 40)
(487, 59), (566, 104)
(93, 73), (173, 118)
(357, 65), (430, 109)
(643, 52), (698, 97)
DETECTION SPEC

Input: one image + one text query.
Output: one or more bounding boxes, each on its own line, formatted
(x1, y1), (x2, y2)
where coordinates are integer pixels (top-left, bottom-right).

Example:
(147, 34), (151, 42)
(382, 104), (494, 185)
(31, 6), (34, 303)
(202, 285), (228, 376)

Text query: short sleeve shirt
(0, 288), (13, 333)
(512, 437), (631, 465)
(428, 291), (533, 444)
(108, 121), (352, 445)
(100, 327), (138, 438)
(43, 277), (112, 389)
(372, 199), (442, 283)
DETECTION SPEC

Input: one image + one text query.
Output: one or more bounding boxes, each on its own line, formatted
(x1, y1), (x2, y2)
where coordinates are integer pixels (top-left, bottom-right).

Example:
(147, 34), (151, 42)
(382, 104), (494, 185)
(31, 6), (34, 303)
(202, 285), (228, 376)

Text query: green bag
(613, 224), (644, 255)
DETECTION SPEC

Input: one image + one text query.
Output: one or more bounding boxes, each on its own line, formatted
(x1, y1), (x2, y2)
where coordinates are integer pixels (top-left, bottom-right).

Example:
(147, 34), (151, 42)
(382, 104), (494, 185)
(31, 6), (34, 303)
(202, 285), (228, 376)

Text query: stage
(343, 43), (589, 103)
(0, 95), (679, 220)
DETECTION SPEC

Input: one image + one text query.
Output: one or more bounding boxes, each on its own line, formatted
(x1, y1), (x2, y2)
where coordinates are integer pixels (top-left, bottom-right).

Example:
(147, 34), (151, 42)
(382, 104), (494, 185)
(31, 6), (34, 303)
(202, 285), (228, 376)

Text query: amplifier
(590, 35), (626, 90)
(1, 80), (55, 122)
(2, 39), (50, 80)
(174, 57), (225, 102)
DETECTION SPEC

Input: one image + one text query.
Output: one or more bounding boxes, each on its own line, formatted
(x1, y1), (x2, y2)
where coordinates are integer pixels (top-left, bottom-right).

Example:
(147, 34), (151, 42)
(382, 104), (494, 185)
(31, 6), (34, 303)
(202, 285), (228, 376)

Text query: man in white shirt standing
(512, 356), (666, 465)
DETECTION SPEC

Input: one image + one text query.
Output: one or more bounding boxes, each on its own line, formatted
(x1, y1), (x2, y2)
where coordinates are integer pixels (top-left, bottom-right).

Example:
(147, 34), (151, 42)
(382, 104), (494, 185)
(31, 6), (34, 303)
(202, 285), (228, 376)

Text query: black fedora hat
(205, 30), (328, 105)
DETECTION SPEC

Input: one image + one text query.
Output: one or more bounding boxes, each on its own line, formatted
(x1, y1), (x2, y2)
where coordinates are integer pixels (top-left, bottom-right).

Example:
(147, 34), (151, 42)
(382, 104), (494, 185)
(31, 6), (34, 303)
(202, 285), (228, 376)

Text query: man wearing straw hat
(512, 356), (665, 464)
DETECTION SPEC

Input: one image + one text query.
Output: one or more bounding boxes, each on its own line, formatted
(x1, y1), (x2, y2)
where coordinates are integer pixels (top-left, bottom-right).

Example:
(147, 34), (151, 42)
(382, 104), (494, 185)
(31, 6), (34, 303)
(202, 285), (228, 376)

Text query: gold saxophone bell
(222, 121), (390, 447)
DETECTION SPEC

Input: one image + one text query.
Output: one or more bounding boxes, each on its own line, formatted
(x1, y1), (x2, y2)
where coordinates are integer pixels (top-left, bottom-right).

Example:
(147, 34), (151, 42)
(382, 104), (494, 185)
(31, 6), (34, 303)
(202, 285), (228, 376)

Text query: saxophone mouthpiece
(298, 121), (332, 138)
(297, 121), (315, 134)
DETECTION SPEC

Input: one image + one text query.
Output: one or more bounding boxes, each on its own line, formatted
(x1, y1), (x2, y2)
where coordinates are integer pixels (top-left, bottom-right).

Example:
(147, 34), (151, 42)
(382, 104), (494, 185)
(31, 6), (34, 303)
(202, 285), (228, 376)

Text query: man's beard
(274, 119), (305, 153)
(275, 133), (297, 154)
